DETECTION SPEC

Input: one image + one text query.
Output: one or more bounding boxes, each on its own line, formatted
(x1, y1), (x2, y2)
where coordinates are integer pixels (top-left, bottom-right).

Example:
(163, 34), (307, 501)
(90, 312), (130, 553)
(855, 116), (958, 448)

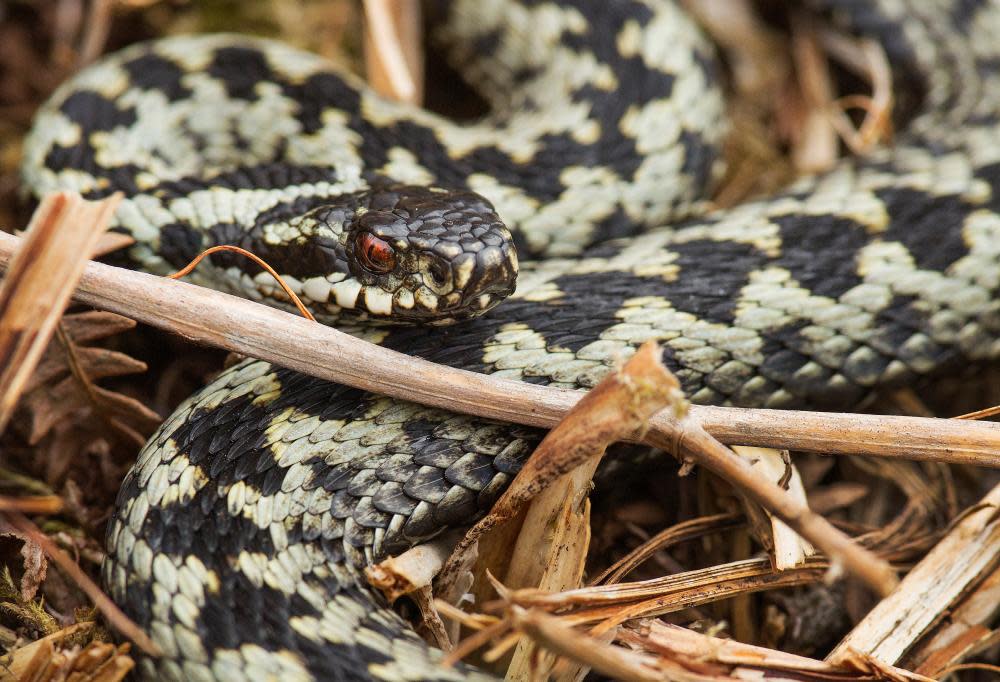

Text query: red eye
(356, 233), (396, 274)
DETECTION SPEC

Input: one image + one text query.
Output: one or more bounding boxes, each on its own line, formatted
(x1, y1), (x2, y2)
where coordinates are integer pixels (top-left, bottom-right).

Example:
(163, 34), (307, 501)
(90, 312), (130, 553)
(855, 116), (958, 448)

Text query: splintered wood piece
(622, 621), (935, 682)
(363, 0), (423, 104)
(0, 192), (120, 434)
(911, 564), (1000, 677)
(366, 535), (454, 603)
(827, 482), (1000, 666)
(492, 342), (682, 679)
(732, 445), (815, 570)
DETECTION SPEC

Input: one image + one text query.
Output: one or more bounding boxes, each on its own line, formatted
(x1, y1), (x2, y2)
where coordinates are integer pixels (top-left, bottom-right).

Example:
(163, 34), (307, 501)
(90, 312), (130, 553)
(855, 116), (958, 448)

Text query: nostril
(428, 259), (449, 287)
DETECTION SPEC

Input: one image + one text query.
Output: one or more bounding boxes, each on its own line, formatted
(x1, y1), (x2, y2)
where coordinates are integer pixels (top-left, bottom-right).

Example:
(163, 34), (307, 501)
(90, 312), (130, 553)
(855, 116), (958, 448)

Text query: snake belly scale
(20, 1), (1000, 680)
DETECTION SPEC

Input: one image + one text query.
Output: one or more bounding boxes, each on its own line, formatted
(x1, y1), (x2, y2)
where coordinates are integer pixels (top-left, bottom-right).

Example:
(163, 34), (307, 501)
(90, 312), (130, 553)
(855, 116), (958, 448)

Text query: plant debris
(0, 1), (998, 680)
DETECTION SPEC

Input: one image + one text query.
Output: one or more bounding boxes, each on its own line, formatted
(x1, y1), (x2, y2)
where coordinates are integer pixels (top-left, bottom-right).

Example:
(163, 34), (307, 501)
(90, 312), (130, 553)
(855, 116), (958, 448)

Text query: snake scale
(19, 0), (1000, 679)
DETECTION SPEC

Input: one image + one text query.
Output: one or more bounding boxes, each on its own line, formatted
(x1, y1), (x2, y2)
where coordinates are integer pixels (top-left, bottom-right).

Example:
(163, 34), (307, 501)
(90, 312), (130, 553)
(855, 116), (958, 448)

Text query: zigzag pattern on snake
(20, 1), (1000, 680)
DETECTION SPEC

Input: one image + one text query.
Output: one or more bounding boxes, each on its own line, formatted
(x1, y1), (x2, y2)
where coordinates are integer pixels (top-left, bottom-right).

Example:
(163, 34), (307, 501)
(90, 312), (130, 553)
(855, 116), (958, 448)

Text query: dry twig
(2, 228), (995, 597)
(0, 229), (997, 468)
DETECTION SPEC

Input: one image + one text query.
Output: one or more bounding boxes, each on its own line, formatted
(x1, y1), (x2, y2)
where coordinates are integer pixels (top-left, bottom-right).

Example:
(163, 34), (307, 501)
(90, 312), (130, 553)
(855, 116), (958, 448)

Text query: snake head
(335, 184), (518, 324)
(205, 178), (518, 325)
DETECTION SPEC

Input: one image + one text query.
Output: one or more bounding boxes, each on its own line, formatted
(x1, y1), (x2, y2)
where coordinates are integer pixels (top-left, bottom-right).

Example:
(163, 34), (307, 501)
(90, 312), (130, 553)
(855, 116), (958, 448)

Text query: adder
(21, 0), (1000, 680)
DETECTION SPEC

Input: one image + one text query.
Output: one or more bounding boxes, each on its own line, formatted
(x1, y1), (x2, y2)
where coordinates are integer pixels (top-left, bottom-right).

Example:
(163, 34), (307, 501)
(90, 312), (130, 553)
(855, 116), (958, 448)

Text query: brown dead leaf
(40, 422), (127, 507)
(25, 347), (146, 399)
(23, 377), (159, 446)
(18, 534), (46, 602)
(55, 311), (136, 346)
(10, 310), (159, 492)
(0, 521), (49, 604)
(23, 312), (142, 396)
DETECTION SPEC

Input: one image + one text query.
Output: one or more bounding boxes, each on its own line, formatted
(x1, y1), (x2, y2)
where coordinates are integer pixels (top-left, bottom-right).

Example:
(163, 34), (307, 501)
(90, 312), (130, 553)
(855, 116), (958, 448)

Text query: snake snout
(380, 185), (519, 319)
(460, 243), (518, 311)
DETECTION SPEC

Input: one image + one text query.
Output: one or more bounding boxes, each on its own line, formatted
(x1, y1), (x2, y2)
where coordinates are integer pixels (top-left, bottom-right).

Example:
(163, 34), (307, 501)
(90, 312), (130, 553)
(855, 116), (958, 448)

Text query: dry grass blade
(167, 244), (317, 321)
(437, 609), (509, 669)
(936, 663), (1000, 678)
(502, 556), (827, 615)
(0, 495), (63, 514)
(591, 513), (742, 586)
(441, 552), (915, 673)
(363, 0), (423, 104)
(0, 192), (121, 434)
(827, 482), (1000, 666)
(956, 404), (1000, 420)
(509, 607), (662, 681)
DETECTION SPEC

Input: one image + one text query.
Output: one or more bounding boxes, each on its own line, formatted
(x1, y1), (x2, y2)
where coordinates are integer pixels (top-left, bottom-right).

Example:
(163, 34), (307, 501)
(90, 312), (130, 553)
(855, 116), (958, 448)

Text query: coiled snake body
(21, 1), (1000, 680)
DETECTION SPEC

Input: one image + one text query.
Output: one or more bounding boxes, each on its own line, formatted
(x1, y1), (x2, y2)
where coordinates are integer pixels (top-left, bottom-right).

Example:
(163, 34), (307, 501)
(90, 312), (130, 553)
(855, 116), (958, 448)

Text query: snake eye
(356, 233), (396, 274)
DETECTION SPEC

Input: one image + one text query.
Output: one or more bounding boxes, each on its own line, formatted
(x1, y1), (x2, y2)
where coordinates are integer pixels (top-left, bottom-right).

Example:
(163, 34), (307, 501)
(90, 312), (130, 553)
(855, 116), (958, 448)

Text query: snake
(19, 0), (1000, 679)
